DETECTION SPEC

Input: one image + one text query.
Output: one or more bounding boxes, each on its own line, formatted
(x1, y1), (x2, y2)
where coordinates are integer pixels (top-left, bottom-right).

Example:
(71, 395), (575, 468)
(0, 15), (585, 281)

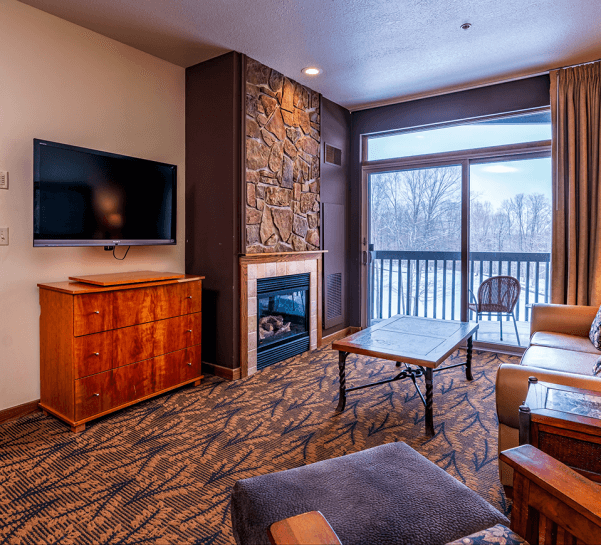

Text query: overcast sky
(471, 158), (551, 207)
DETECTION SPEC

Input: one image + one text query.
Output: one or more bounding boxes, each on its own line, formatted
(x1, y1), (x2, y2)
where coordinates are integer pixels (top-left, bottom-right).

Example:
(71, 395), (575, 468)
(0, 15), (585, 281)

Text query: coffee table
(332, 315), (478, 436)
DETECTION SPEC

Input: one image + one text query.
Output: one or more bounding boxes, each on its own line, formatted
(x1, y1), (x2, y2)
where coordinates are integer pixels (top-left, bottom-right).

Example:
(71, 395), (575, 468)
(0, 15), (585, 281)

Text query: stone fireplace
(239, 252), (323, 377)
(245, 57), (321, 254)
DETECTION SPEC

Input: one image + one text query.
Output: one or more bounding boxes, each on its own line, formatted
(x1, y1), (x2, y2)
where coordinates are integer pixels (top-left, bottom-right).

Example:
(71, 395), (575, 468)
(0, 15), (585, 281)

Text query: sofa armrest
(496, 364), (601, 429)
(530, 304), (598, 339)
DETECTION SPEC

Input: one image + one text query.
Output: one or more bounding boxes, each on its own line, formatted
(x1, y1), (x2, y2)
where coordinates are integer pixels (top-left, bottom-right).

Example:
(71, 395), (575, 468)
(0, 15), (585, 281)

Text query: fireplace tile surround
(240, 252), (324, 377)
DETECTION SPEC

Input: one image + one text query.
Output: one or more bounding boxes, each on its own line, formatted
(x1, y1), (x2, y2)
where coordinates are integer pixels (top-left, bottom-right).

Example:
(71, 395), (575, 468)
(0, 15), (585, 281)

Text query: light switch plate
(0, 227), (8, 245)
(0, 172), (8, 190)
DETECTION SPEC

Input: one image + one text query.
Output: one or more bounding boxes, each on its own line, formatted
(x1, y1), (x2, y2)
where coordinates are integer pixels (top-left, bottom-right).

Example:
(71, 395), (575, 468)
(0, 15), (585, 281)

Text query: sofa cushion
(231, 442), (508, 545)
(530, 332), (601, 355)
(590, 305), (601, 349)
(520, 345), (598, 376)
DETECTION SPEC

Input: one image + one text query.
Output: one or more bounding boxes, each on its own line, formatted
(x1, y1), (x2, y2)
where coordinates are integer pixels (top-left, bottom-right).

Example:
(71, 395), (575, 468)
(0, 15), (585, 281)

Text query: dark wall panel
(348, 75), (551, 326)
(323, 203), (345, 329)
(321, 97), (351, 336)
(186, 52), (242, 369)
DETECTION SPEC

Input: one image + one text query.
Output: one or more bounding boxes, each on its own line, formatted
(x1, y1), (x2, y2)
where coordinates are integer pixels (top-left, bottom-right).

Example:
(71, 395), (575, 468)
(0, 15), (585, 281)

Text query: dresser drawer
(112, 286), (155, 329)
(180, 346), (202, 383)
(154, 280), (202, 320)
(74, 293), (113, 336)
(155, 283), (186, 320)
(155, 346), (201, 391)
(74, 331), (113, 379)
(75, 370), (115, 420)
(113, 314), (200, 368)
(154, 315), (191, 355)
(75, 358), (158, 420)
(113, 321), (155, 368)
(113, 359), (155, 404)
(189, 312), (202, 346)
(184, 281), (202, 314)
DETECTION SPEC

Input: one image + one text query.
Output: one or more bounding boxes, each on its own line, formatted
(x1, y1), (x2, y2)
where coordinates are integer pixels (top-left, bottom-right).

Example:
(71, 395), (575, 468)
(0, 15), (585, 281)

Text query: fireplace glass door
(256, 273), (310, 369)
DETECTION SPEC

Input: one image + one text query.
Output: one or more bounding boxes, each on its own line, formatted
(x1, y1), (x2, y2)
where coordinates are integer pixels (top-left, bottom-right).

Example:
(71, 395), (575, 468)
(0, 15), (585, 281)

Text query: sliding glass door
(468, 157), (552, 346)
(367, 164), (462, 325)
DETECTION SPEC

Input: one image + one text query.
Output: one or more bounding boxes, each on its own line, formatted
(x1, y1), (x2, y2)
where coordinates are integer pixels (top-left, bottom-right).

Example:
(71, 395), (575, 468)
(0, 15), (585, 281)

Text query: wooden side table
(519, 378), (601, 483)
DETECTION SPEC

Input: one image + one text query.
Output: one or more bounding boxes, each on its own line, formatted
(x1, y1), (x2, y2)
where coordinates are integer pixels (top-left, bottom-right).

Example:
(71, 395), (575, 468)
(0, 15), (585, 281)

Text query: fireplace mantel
(240, 250), (326, 260)
(239, 252), (324, 377)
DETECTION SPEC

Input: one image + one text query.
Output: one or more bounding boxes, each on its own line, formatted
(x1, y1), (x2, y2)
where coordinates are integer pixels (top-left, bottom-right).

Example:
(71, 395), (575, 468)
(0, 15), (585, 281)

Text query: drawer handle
(93, 352), (100, 356)
(187, 329), (192, 333)
(186, 362), (192, 366)
(186, 296), (193, 299)
(92, 393), (100, 397)
(94, 310), (100, 314)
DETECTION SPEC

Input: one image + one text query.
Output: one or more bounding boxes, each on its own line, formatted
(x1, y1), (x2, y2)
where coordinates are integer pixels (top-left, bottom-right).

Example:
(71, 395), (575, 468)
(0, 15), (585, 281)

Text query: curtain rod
(553, 57), (601, 72)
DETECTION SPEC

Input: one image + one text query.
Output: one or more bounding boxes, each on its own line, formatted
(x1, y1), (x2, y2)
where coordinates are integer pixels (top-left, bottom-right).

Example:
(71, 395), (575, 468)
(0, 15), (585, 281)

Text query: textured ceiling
(17, 0), (601, 110)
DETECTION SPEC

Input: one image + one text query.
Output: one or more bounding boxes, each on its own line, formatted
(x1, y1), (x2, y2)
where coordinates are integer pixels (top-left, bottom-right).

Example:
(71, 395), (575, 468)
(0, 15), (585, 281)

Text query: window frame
(362, 106), (552, 163)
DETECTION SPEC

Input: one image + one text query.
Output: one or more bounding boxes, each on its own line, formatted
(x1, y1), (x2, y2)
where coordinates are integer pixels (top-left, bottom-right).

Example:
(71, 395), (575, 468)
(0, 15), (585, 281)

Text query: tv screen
(33, 139), (176, 247)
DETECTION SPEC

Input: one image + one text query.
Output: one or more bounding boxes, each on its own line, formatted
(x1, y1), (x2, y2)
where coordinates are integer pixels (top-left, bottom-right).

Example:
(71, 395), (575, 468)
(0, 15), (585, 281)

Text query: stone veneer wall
(245, 57), (321, 253)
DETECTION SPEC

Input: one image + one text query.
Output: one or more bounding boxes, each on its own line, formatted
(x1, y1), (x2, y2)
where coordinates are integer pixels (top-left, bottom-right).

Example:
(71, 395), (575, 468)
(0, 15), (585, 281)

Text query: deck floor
(470, 318), (530, 348)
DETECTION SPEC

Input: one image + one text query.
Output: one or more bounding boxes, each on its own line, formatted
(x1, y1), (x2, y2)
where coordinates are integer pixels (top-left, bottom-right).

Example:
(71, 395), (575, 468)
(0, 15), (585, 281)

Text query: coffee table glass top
(332, 315), (478, 367)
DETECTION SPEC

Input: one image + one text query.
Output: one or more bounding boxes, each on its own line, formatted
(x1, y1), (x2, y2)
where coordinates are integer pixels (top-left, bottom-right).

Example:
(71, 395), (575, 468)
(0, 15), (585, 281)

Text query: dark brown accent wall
(348, 75), (551, 326)
(185, 52), (243, 369)
(321, 97), (351, 336)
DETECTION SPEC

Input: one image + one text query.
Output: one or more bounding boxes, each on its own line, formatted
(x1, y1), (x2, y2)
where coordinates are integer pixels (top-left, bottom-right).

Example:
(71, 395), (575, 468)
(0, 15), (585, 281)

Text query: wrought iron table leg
(336, 351), (348, 412)
(466, 335), (474, 381)
(425, 367), (434, 436)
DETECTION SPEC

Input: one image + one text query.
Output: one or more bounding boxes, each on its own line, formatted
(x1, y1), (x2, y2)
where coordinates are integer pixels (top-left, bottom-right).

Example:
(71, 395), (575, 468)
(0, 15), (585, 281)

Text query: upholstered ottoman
(230, 442), (509, 545)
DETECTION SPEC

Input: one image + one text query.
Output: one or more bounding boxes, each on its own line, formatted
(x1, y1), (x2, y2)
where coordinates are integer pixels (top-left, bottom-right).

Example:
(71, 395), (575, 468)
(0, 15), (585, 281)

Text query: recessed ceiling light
(302, 67), (321, 76)
(460, 22), (472, 30)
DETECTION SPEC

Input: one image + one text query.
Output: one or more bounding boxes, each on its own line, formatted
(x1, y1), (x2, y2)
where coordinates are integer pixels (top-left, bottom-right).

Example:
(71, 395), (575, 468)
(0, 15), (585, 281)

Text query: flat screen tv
(33, 139), (176, 247)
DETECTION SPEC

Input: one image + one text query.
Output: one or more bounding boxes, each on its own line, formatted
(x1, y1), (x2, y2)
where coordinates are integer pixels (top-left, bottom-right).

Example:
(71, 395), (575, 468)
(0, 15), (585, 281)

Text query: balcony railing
(369, 250), (551, 324)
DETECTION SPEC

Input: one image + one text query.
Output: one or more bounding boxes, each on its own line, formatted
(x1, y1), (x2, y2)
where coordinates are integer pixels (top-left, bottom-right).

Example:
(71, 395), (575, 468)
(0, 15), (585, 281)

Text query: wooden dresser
(38, 271), (204, 432)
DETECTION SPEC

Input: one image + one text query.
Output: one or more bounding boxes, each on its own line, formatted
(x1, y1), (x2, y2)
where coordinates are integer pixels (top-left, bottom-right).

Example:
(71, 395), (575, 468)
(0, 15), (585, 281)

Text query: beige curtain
(551, 62), (601, 306)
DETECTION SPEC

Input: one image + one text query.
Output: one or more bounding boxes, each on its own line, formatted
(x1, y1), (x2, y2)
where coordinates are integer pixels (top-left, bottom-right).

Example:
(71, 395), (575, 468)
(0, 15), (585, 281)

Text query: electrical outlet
(0, 172), (8, 190)
(0, 227), (8, 246)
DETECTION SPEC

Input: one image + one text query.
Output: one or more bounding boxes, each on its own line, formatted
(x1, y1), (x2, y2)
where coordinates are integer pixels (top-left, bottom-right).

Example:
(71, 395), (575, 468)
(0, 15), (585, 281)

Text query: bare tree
(527, 193), (551, 252)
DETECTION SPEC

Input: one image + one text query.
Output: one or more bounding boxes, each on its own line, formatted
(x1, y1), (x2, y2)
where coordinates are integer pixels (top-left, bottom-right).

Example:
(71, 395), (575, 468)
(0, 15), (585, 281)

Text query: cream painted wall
(0, 0), (186, 411)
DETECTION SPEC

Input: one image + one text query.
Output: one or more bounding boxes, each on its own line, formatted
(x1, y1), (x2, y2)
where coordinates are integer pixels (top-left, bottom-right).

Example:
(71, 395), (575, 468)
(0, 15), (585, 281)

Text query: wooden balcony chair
(266, 445), (601, 545)
(469, 275), (522, 346)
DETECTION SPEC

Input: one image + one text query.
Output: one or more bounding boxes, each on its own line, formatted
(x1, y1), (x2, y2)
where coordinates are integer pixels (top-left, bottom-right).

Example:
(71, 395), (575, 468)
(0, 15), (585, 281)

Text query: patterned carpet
(0, 344), (519, 544)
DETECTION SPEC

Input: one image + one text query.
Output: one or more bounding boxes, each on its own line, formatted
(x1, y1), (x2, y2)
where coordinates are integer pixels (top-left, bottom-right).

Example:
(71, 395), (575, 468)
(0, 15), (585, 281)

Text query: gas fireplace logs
(258, 315), (291, 340)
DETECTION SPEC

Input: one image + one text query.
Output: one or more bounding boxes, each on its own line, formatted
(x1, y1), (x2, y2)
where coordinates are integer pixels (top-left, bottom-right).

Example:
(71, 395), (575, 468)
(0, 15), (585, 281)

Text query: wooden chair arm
(500, 444), (601, 544)
(268, 511), (342, 545)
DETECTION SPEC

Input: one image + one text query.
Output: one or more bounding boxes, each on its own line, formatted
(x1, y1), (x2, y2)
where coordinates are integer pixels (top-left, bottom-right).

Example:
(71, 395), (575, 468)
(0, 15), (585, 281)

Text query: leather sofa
(495, 303), (601, 487)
